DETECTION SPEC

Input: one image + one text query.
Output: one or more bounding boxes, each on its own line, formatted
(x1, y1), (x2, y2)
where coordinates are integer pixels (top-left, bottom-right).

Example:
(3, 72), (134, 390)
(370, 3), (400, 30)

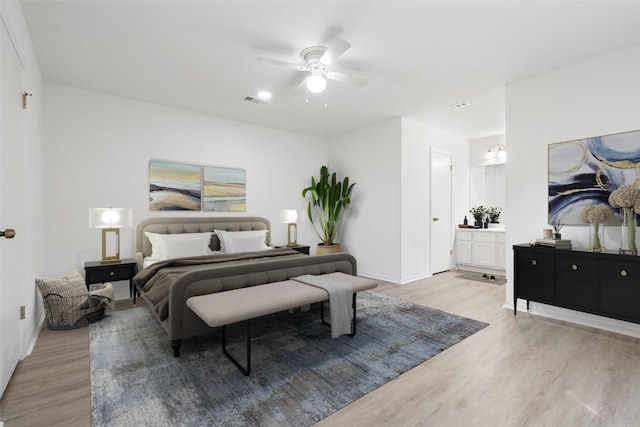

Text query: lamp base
(101, 228), (121, 264)
(287, 223), (297, 247)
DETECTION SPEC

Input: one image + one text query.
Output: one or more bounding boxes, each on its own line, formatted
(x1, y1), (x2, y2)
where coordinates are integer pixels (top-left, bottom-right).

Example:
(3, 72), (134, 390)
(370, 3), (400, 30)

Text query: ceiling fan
(256, 39), (369, 94)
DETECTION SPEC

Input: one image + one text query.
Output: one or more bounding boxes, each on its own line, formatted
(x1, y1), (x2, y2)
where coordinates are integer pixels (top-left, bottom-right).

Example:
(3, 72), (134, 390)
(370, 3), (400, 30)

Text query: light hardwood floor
(2, 270), (640, 426)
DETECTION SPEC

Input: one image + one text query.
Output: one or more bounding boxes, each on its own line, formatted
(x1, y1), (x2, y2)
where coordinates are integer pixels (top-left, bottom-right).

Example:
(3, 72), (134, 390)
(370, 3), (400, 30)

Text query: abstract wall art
(548, 129), (640, 225)
(203, 166), (246, 212)
(149, 160), (202, 211)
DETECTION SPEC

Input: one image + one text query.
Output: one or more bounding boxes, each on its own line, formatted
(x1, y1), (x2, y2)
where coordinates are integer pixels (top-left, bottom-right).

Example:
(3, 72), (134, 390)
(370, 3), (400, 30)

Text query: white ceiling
(20, 1), (640, 140)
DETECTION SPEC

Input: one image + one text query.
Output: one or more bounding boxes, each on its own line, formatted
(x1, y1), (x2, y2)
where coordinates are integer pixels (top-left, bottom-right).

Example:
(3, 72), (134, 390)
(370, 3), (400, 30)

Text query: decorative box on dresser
(513, 244), (640, 324)
(456, 228), (506, 274)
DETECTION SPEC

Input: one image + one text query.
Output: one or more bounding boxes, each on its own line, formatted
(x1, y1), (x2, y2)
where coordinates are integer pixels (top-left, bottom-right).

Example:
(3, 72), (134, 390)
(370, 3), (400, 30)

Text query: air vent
(447, 101), (470, 110)
(243, 95), (269, 106)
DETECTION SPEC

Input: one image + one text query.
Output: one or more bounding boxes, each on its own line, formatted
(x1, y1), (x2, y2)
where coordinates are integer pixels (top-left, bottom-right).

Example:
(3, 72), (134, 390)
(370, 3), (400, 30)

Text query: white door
(430, 149), (453, 274)
(0, 17), (25, 396)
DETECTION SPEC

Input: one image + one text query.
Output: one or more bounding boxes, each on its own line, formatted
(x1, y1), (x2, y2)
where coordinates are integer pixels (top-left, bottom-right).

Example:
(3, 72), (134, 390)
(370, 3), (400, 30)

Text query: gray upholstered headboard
(134, 216), (271, 271)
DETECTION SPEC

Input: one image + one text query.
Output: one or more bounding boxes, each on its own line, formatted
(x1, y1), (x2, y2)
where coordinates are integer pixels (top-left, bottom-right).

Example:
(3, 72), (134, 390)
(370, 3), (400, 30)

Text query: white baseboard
(504, 300), (640, 339)
(24, 313), (45, 357)
(356, 271), (433, 285)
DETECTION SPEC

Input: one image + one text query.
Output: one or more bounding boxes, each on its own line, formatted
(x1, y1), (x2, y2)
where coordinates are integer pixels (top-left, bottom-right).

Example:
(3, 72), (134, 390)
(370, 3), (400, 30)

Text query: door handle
(0, 229), (16, 239)
(433, 217), (439, 222)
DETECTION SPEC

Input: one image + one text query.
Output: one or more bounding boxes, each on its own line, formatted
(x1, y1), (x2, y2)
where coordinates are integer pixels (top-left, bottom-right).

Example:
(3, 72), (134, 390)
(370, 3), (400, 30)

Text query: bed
(133, 216), (357, 355)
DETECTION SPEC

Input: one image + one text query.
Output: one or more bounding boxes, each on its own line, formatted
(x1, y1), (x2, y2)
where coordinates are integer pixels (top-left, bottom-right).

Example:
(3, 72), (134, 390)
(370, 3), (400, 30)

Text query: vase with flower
(608, 184), (640, 255)
(581, 204), (613, 252)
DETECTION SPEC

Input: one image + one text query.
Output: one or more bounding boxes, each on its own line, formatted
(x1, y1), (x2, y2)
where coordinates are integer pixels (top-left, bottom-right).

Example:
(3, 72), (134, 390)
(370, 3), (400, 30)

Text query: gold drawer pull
(572, 264), (578, 271)
(621, 269), (628, 277)
(531, 259), (537, 266)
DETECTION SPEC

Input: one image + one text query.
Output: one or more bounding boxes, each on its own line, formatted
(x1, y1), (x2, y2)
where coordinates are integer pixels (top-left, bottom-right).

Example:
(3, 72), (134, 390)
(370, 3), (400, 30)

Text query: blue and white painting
(149, 160), (202, 211)
(203, 166), (246, 212)
(548, 129), (640, 225)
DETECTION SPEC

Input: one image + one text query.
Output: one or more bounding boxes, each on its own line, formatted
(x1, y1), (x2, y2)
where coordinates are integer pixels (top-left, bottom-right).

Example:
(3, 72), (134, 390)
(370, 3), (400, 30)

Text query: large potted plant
(302, 165), (355, 254)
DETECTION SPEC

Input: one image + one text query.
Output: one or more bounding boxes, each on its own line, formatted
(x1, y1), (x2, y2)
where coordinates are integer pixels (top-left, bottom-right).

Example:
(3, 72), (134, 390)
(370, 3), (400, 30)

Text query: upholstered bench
(186, 272), (377, 375)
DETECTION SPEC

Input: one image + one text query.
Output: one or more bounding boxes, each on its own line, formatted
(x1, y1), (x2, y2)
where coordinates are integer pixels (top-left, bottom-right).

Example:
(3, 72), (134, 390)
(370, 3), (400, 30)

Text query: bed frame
(134, 216), (358, 356)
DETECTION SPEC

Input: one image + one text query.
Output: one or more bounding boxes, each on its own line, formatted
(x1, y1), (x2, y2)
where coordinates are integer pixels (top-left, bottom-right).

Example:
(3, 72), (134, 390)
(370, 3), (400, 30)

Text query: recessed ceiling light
(257, 90), (272, 100)
(447, 101), (470, 110)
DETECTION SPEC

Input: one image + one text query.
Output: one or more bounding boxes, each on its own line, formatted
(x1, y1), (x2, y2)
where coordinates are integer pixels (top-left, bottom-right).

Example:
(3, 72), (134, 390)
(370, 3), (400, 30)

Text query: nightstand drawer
(87, 266), (133, 283)
(276, 245), (310, 255)
(84, 259), (137, 296)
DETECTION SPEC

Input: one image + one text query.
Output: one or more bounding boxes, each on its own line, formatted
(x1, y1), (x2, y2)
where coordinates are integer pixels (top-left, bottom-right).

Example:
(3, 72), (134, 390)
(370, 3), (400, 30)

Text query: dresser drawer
(515, 250), (554, 303)
(555, 254), (598, 311)
(599, 260), (640, 323)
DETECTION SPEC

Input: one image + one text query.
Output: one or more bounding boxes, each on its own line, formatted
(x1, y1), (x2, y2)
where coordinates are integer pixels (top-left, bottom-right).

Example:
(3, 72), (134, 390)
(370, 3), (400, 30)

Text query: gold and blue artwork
(203, 166), (246, 212)
(149, 160), (202, 211)
(549, 129), (640, 225)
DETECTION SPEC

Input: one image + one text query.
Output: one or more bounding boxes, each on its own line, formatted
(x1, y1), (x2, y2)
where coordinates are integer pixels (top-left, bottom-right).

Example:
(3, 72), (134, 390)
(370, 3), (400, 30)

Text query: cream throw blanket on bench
(292, 274), (352, 338)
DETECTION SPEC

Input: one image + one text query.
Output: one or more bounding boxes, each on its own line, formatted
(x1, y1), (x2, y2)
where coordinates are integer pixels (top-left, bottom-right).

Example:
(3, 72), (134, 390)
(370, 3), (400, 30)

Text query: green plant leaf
(301, 165), (355, 245)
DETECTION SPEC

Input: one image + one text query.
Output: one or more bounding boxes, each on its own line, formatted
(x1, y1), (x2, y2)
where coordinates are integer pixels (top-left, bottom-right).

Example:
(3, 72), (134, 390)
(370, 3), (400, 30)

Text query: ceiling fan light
(306, 74), (326, 93)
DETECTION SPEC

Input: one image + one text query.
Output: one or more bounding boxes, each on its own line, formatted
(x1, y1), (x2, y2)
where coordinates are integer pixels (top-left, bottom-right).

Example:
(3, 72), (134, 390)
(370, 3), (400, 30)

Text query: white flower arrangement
(581, 204), (613, 252)
(581, 204), (613, 224)
(608, 184), (640, 254)
(608, 184), (640, 208)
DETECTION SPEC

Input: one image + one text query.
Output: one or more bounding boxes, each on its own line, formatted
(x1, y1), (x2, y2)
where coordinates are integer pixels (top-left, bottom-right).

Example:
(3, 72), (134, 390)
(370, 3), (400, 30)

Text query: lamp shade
(89, 208), (132, 228)
(280, 209), (298, 224)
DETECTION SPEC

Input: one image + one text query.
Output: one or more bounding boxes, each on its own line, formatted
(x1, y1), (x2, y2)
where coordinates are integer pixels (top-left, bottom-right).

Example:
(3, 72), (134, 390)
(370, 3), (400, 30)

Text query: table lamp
(89, 207), (132, 263)
(280, 209), (298, 247)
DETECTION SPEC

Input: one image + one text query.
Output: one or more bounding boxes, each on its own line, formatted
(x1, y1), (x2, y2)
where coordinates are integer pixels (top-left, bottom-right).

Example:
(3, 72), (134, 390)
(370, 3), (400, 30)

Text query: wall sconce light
(485, 144), (506, 161)
(280, 209), (298, 247)
(89, 207), (132, 263)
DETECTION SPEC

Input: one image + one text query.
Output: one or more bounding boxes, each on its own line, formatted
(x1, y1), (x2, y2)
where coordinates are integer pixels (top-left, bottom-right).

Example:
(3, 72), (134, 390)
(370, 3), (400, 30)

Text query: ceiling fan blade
(325, 71), (368, 87)
(291, 76), (308, 94)
(320, 39), (351, 65)
(256, 57), (306, 71)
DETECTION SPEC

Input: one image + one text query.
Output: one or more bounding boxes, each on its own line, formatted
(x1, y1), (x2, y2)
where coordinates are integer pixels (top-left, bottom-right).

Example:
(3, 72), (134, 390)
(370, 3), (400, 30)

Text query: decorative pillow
(214, 229), (269, 254)
(36, 268), (87, 298)
(144, 232), (214, 261)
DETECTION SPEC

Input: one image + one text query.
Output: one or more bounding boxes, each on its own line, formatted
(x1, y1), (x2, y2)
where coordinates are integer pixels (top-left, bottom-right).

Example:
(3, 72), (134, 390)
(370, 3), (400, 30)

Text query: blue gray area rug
(90, 291), (487, 426)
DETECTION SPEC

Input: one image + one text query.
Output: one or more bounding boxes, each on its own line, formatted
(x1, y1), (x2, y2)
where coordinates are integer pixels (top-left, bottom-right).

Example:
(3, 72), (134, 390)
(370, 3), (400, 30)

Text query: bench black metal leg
(222, 321), (251, 376)
(320, 293), (358, 336)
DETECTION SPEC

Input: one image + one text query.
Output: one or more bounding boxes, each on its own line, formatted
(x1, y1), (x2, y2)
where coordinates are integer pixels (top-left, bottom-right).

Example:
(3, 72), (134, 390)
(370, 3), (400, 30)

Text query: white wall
(506, 44), (640, 336)
(43, 83), (327, 298)
(327, 117), (468, 283)
(402, 118), (470, 281)
(327, 118), (402, 282)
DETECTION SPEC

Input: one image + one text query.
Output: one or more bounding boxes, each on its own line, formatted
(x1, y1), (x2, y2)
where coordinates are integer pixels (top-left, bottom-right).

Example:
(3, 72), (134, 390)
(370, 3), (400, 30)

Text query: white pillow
(214, 229), (269, 254)
(144, 232), (214, 261)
